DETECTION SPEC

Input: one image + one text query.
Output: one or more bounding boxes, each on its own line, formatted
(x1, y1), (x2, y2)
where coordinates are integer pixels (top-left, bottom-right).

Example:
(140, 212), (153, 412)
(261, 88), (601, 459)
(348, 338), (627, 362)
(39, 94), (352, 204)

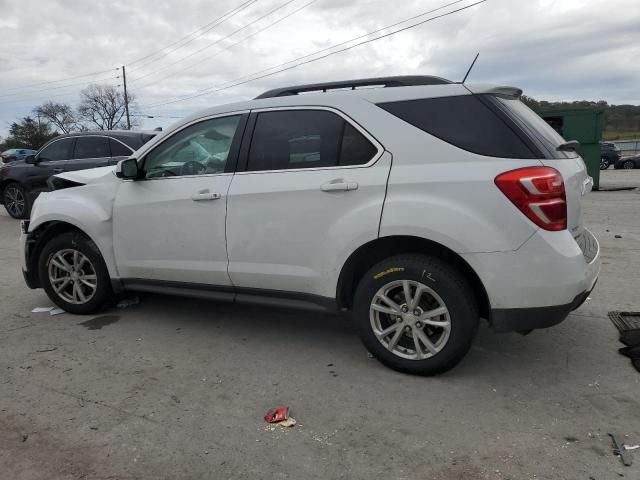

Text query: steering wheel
(180, 160), (206, 176)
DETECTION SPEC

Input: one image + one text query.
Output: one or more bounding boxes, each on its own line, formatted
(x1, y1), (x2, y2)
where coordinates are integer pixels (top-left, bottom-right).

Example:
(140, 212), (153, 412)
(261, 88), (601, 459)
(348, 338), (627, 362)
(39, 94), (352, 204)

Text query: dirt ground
(1, 169), (639, 479)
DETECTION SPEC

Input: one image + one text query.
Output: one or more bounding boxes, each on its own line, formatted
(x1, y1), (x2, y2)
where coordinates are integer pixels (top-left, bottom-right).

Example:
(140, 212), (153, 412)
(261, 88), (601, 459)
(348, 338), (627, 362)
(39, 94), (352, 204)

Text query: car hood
(54, 166), (118, 185)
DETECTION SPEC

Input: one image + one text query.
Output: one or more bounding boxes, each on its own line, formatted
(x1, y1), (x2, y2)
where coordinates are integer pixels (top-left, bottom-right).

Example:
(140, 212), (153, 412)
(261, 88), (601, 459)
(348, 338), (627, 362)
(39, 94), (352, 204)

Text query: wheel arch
(26, 221), (106, 286)
(336, 235), (491, 322)
(0, 178), (23, 200)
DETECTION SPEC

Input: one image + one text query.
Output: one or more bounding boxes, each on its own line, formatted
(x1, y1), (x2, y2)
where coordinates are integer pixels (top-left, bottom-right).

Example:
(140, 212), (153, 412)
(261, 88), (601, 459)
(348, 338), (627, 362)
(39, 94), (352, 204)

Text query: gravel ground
(1, 169), (639, 479)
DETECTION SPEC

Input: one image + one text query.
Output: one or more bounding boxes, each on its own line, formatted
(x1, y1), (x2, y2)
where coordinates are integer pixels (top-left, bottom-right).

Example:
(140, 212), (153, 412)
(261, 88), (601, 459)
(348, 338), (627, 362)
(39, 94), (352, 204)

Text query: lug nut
(413, 309), (421, 316)
(401, 306), (408, 313)
(415, 321), (423, 328)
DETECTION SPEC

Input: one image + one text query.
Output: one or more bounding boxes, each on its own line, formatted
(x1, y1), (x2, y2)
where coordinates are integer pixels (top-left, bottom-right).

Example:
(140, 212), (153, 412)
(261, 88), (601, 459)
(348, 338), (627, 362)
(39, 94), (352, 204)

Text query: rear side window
(378, 96), (536, 159)
(247, 110), (377, 171)
(74, 136), (110, 159)
(110, 138), (133, 157)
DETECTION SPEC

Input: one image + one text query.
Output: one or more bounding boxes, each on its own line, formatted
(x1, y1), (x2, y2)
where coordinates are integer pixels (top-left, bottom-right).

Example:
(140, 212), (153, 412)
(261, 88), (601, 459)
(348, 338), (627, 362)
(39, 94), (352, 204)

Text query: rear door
(65, 135), (112, 172)
(225, 107), (391, 298)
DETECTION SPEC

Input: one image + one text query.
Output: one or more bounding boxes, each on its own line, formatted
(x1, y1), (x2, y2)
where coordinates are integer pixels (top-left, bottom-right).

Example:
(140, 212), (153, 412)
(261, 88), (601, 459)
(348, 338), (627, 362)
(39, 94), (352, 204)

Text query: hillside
(522, 96), (640, 140)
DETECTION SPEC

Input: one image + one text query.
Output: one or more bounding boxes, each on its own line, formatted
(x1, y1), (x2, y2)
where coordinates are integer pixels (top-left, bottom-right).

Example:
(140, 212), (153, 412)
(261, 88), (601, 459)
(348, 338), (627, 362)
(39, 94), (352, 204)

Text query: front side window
(143, 115), (241, 178)
(247, 110), (377, 172)
(74, 136), (110, 159)
(38, 138), (74, 161)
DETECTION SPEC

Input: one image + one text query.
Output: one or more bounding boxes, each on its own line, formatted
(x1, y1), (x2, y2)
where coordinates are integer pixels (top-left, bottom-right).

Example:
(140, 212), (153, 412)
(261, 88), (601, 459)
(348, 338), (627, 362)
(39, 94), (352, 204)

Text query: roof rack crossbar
(255, 75), (452, 99)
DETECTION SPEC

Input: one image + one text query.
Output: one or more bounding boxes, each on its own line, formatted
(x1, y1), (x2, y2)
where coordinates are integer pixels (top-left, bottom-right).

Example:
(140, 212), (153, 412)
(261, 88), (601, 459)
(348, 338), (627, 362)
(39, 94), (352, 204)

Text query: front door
(113, 113), (246, 285)
(26, 137), (75, 195)
(226, 108), (390, 298)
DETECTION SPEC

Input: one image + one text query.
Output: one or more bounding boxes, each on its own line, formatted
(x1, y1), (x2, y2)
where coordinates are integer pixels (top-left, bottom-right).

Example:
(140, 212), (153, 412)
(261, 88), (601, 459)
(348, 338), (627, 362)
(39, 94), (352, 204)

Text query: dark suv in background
(600, 141), (621, 169)
(0, 131), (156, 219)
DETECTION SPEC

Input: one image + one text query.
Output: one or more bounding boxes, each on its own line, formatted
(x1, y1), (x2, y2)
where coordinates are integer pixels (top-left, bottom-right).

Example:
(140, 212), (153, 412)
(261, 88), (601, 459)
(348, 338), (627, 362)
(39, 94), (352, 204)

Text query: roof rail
(254, 75), (452, 99)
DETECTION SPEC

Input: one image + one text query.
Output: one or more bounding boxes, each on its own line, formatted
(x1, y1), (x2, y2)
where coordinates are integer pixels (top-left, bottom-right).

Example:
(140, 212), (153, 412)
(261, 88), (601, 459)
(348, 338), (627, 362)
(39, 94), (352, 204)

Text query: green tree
(3, 117), (58, 149)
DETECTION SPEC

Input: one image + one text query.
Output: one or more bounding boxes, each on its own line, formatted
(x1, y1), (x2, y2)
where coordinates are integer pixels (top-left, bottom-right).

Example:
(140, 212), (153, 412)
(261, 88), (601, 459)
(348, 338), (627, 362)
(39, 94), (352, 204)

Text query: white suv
(20, 76), (600, 375)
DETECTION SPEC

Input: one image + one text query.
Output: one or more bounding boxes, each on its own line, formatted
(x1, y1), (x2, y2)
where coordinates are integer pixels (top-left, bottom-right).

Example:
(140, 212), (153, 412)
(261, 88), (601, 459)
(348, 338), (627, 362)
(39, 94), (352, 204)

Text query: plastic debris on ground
(117, 296), (140, 308)
(32, 307), (54, 313)
(264, 406), (296, 428)
(50, 308), (65, 316)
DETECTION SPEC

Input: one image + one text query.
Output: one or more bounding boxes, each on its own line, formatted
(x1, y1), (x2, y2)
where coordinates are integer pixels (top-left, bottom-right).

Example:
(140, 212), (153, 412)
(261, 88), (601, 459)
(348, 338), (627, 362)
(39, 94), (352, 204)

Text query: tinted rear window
(492, 97), (576, 159)
(74, 136), (110, 159)
(378, 95), (536, 159)
(247, 110), (377, 171)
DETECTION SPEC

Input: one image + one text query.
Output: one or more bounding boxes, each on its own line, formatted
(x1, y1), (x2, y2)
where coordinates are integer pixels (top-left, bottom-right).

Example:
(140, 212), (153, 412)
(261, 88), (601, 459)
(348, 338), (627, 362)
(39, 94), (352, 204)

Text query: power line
(0, 81), (121, 107)
(135, 0), (318, 91)
(0, 75), (120, 99)
(143, 0), (486, 109)
(129, 0), (300, 84)
(0, 68), (119, 93)
(0, 2), (257, 96)
(127, 0), (259, 72)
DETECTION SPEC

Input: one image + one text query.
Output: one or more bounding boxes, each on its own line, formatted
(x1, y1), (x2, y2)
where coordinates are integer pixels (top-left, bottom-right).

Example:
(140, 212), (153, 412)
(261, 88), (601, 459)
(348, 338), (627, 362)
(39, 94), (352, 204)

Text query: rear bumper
(462, 228), (600, 332)
(490, 282), (595, 333)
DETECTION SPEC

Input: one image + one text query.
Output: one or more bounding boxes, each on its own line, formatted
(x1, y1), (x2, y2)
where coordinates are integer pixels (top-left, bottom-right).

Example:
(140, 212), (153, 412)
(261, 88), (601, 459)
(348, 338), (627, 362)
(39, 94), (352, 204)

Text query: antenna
(462, 52), (479, 83)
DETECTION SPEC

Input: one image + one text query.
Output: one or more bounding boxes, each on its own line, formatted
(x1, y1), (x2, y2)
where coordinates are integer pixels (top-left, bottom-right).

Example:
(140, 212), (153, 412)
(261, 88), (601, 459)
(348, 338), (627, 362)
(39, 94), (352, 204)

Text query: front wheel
(353, 254), (479, 375)
(600, 157), (610, 170)
(3, 182), (30, 219)
(39, 232), (114, 314)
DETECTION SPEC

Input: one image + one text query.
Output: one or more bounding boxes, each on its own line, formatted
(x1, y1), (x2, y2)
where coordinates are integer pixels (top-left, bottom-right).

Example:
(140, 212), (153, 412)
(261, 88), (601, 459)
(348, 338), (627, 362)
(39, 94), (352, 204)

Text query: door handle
(53, 168), (64, 173)
(191, 191), (222, 201)
(320, 179), (359, 192)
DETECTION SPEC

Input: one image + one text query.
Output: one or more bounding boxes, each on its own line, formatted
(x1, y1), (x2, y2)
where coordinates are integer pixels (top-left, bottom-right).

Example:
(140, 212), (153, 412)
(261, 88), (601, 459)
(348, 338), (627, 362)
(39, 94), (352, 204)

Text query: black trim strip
(120, 278), (338, 313)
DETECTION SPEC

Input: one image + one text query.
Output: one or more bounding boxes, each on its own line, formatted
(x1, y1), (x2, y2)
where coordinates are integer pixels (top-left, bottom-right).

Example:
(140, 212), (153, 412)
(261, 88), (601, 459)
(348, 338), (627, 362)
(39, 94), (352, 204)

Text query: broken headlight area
(47, 176), (84, 192)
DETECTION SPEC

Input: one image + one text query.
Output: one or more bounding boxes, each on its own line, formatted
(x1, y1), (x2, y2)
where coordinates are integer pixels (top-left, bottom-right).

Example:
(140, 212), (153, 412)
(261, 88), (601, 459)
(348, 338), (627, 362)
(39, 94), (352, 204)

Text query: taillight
(495, 167), (567, 231)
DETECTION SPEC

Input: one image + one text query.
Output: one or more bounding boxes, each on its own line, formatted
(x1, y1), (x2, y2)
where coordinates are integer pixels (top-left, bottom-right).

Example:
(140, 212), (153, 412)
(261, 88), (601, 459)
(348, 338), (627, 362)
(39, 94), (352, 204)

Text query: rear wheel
(3, 182), (30, 219)
(39, 232), (113, 314)
(353, 254), (479, 375)
(599, 157), (610, 170)
(623, 160), (635, 169)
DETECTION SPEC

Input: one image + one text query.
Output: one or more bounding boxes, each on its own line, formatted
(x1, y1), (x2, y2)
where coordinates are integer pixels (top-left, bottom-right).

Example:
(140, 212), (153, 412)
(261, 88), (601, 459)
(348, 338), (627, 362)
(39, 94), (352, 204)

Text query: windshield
(493, 97), (578, 159)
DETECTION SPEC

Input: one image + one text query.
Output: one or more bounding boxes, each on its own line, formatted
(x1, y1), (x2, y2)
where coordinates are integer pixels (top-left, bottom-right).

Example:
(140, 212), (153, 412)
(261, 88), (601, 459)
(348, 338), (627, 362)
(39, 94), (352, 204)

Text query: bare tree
(33, 101), (79, 134)
(77, 84), (138, 130)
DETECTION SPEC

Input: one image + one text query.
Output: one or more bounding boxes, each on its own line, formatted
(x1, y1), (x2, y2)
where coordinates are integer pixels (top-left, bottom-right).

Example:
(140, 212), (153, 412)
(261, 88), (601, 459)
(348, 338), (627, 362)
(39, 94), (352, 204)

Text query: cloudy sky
(0, 0), (638, 137)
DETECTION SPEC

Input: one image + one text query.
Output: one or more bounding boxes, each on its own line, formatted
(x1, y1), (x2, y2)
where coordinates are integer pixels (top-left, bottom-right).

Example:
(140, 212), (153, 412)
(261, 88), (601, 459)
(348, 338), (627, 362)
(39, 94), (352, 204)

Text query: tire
(623, 160), (635, 169)
(38, 232), (113, 315)
(600, 157), (610, 170)
(353, 254), (479, 375)
(2, 182), (30, 219)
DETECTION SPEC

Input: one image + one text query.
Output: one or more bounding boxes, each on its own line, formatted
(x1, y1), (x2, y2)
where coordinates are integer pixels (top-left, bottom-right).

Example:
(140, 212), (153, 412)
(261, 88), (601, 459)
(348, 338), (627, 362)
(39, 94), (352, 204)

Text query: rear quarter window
(377, 96), (536, 159)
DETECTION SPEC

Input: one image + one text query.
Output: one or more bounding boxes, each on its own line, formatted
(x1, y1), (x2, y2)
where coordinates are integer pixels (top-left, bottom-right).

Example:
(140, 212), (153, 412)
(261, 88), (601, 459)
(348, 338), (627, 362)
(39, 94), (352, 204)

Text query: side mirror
(115, 158), (141, 179)
(25, 155), (37, 164)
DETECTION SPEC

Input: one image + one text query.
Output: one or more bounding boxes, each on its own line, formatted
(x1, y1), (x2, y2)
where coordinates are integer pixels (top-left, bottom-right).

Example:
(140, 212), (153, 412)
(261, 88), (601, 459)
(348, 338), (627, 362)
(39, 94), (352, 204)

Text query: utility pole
(122, 65), (131, 130)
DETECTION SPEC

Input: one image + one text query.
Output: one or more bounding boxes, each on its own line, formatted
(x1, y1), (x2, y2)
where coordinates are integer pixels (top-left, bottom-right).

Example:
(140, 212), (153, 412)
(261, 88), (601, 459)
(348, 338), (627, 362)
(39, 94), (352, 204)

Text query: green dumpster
(540, 109), (604, 190)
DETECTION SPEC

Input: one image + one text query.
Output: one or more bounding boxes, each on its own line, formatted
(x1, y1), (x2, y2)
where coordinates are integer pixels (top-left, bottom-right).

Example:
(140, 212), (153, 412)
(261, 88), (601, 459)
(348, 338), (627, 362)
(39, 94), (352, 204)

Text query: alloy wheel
(47, 249), (98, 304)
(369, 279), (451, 360)
(623, 160), (635, 169)
(4, 186), (25, 217)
